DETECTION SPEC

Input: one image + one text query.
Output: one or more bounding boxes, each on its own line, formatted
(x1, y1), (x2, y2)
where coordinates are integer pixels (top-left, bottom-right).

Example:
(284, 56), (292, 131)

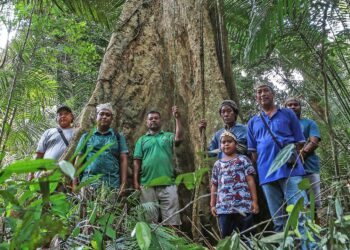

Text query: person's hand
(251, 201), (259, 214)
(211, 206), (217, 217)
(134, 182), (141, 190)
(172, 106), (180, 118)
(198, 119), (207, 133)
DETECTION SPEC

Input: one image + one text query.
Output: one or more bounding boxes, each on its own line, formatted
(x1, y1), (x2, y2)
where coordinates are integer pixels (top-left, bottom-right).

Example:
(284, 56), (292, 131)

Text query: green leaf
(58, 160), (75, 180)
(260, 232), (285, 243)
(89, 203), (98, 224)
(0, 172), (11, 185)
(75, 174), (103, 190)
(298, 178), (311, 190)
(92, 230), (103, 250)
(0, 190), (19, 206)
(0, 152), (5, 162)
(144, 176), (172, 187)
(105, 226), (116, 240)
(98, 214), (115, 226)
(335, 198), (343, 222)
(283, 197), (304, 246)
(176, 168), (210, 190)
(286, 204), (294, 214)
(0, 159), (58, 184)
(72, 227), (80, 237)
(216, 233), (240, 250)
(306, 219), (321, 236)
(133, 222), (151, 250)
(267, 144), (295, 178)
(4, 159), (57, 173)
(39, 180), (50, 205)
(182, 173), (195, 190)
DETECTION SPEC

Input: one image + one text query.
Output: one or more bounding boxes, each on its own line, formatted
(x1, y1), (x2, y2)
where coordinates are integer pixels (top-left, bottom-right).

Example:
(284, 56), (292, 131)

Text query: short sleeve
(166, 132), (175, 147)
(211, 161), (220, 185)
(309, 120), (321, 140)
(118, 133), (129, 153)
(247, 118), (257, 151)
(242, 156), (256, 176)
(133, 137), (144, 159)
(36, 130), (49, 153)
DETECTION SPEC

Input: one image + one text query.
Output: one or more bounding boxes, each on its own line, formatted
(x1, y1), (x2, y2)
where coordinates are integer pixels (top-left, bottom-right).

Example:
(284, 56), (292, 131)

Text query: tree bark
(66, 0), (234, 238)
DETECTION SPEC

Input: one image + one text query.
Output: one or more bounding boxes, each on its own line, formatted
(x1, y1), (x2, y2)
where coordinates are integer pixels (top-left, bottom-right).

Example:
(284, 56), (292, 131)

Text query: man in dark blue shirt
(247, 82), (308, 232)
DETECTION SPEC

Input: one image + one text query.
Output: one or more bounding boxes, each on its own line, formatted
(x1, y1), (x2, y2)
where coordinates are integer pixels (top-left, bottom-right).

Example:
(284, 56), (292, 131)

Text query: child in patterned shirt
(210, 130), (259, 238)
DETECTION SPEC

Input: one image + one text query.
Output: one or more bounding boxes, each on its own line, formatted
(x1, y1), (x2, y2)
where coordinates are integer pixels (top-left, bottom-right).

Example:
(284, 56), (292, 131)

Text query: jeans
(218, 213), (254, 238)
(262, 176), (309, 232)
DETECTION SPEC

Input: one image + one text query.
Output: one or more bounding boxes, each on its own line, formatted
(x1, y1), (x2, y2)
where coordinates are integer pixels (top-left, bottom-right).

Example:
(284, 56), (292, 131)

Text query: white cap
(96, 103), (114, 115)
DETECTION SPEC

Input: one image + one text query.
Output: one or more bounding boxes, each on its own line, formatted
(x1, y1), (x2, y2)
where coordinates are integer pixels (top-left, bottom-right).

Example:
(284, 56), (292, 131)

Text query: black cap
(57, 105), (72, 114)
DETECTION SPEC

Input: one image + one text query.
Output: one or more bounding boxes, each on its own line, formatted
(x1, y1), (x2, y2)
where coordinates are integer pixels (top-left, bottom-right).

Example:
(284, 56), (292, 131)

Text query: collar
(260, 105), (280, 118)
(224, 123), (236, 130)
(146, 130), (164, 136)
(94, 127), (113, 135)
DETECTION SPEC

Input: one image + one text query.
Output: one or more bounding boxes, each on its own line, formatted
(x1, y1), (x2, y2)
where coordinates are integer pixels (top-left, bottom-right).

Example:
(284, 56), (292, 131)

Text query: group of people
(35, 103), (184, 226)
(34, 81), (321, 241)
(202, 82), (321, 240)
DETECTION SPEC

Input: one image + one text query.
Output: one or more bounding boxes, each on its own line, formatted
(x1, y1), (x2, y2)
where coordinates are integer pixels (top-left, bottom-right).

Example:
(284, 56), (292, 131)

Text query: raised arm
(172, 106), (183, 146)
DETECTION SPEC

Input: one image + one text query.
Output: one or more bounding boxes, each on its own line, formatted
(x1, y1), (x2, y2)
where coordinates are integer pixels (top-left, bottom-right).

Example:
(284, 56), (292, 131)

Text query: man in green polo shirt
(133, 106), (183, 225)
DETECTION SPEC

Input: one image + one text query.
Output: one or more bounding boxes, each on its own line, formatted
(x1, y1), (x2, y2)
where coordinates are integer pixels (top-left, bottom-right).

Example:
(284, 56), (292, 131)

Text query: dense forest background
(0, 0), (349, 249)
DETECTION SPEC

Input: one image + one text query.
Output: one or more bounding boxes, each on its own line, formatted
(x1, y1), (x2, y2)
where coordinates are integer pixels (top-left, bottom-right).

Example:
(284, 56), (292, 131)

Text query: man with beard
(285, 97), (322, 215)
(133, 106), (183, 226)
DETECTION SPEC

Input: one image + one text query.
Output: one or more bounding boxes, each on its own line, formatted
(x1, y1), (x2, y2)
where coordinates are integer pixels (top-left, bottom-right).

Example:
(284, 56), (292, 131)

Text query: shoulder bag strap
(57, 127), (69, 146)
(259, 113), (283, 149)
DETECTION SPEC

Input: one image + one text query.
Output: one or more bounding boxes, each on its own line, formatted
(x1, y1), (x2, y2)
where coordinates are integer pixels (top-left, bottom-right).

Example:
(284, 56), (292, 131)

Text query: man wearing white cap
(75, 103), (128, 194)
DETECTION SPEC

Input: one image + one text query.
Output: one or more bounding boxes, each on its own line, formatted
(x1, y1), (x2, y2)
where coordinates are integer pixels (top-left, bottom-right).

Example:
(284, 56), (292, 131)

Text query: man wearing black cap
(199, 100), (247, 158)
(35, 105), (74, 161)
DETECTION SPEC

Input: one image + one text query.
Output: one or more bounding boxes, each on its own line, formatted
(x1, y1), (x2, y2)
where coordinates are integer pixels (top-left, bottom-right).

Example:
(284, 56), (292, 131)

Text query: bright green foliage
(175, 167), (210, 190)
(0, 2), (109, 163)
(133, 222), (152, 250)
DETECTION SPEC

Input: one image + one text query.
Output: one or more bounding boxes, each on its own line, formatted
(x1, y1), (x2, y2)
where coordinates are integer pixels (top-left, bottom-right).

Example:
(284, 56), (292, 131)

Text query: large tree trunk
(67, 0), (235, 239)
